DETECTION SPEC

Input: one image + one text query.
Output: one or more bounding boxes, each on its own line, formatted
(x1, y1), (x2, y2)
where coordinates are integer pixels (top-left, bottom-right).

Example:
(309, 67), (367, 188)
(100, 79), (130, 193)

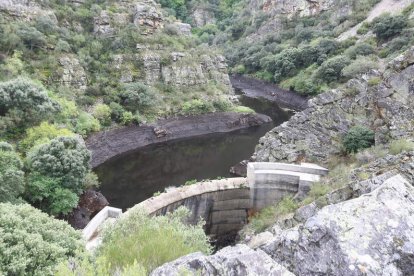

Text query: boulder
(67, 190), (109, 229)
(151, 244), (293, 276)
(262, 174), (414, 275)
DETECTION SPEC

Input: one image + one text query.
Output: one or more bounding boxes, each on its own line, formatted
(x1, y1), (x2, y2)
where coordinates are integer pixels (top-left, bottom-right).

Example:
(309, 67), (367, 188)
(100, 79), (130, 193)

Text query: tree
(342, 126), (375, 153)
(372, 14), (407, 41)
(120, 82), (157, 112)
(0, 203), (83, 275)
(27, 136), (91, 195)
(316, 55), (350, 83)
(20, 122), (74, 152)
(0, 78), (59, 132)
(0, 143), (25, 203)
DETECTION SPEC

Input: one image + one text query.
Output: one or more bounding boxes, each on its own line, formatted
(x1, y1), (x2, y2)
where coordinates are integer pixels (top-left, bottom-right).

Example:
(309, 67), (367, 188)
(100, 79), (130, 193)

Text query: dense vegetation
(56, 207), (211, 275)
(165, 0), (414, 96)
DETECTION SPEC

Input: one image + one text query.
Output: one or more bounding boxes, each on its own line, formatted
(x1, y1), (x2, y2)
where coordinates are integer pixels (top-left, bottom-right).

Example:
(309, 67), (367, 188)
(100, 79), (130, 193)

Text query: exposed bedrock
(262, 174), (414, 275)
(255, 47), (414, 163)
(87, 112), (271, 168)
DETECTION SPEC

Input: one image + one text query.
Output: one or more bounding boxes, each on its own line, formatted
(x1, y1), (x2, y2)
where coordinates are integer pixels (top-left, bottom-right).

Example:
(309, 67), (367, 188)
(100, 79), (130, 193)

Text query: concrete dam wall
(84, 162), (328, 248)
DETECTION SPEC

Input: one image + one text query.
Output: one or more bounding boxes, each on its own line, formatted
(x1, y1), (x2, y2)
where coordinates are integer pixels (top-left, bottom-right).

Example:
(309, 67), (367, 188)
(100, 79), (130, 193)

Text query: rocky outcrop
(133, 0), (164, 35)
(0, 0), (56, 20)
(151, 244), (294, 276)
(245, 0), (353, 41)
(255, 47), (414, 163)
(67, 190), (109, 229)
(57, 55), (88, 90)
(191, 7), (216, 27)
(262, 174), (414, 275)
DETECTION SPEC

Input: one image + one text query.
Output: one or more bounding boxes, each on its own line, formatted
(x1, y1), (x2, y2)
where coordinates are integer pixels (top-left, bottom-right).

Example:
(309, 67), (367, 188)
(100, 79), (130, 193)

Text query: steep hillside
(0, 0), (237, 138)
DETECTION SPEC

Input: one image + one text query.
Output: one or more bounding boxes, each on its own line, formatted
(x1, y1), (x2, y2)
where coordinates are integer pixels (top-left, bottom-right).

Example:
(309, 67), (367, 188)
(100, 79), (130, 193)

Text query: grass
(98, 207), (212, 273)
(232, 105), (255, 113)
(389, 139), (414, 155)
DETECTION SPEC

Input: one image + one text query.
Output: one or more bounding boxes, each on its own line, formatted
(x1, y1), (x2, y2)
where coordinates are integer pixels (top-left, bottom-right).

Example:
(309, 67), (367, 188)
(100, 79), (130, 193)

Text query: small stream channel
(95, 88), (293, 210)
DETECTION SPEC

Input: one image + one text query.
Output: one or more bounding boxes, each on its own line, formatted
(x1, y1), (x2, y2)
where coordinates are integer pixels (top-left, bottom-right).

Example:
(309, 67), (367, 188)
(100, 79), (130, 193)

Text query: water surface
(95, 95), (291, 210)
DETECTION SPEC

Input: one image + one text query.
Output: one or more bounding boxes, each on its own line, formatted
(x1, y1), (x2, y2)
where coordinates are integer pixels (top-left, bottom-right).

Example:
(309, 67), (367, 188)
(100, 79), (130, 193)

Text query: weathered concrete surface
(151, 244), (294, 276)
(248, 162), (328, 209)
(87, 112), (271, 167)
(129, 178), (250, 239)
(82, 206), (122, 249)
(262, 174), (414, 275)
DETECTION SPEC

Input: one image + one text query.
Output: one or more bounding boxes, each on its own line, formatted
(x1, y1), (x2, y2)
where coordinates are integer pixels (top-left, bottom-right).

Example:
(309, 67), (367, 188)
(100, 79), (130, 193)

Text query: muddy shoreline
(230, 75), (308, 111)
(87, 112), (271, 168)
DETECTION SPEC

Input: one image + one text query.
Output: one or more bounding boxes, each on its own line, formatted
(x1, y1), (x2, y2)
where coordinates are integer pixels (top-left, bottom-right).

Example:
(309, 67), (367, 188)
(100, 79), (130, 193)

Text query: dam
(84, 162), (328, 249)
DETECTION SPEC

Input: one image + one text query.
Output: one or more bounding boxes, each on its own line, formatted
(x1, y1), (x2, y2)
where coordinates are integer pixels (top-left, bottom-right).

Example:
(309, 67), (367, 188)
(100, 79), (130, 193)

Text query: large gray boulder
(262, 174), (414, 275)
(151, 244), (293, 276)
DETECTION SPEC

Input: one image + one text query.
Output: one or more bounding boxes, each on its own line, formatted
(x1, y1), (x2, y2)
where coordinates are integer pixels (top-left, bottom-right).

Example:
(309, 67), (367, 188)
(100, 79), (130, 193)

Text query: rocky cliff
(153, 151), (414, 275)
(254, 47), (414, 163)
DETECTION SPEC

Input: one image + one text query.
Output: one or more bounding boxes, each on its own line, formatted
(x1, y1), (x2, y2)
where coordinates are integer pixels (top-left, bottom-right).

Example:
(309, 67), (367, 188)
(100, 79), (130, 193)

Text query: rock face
(133, 0), (163, 35)
(58, 55), (88, 90)
(262, 174), (414, 275)
(0, 0), (55, 20)
(67, 190), (109, 229)
(244, 0), (353, 41)
(191, 7), (216, 27)
(255, 47), (414, 163)
(151, 244), (294, 276)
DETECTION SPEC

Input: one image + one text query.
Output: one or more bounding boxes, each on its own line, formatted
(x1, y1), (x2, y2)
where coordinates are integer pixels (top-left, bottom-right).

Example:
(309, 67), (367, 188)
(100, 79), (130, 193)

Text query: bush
(93, 103), (112, 126)
(232, 105), (255, 113)
(342, 57), (379, 79)
(372, 14), (407, 41)
(75, 112), (101, 136)
(316, 55), (351, 83)
(0, 78), (59, 132)
(20, 122), (74, 153)
(344, 42), (375, 59)
(0, 203), (83, 275)
(342, 126), (375, 153)
(120, 82), (157, 112)
(98, 207), (211, 272)
(27, 136), (91, 194)
(0, 144), (25, 203)
(181, 99), (215, 115)
(389, 139), (414, 155)
(246, 197), (298, 234)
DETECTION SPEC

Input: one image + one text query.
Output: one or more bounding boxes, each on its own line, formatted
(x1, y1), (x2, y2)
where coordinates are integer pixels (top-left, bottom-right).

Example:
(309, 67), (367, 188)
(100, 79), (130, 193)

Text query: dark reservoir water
(95, 96), (291, 210)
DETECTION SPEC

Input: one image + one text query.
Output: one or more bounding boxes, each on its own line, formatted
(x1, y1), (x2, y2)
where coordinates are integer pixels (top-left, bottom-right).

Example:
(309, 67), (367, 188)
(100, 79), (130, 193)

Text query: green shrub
(344, 42), (375, 59)
(342, 57), (379, 79)
(342, 126), (375, 153)
(0, 78), (59, 132)
(367, 76), (381, 86)
(0, 144), (25, 203)
(20, 122), (74, 153)
(25, 136), (91, 215)
(247, 197), (298, 234)
(232, 105), (255, 113)
(93, 103), (112, 126)
(98, 207), (212, 272)
(389, 139), (414, 155)
(316, 55), (351, 83)
(181, 99), (215, 115)
(372, 14), (407, 41)
(120, 82), (157, 112)
(0, 203), (83, 275)
(75, 112), (101, 136)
